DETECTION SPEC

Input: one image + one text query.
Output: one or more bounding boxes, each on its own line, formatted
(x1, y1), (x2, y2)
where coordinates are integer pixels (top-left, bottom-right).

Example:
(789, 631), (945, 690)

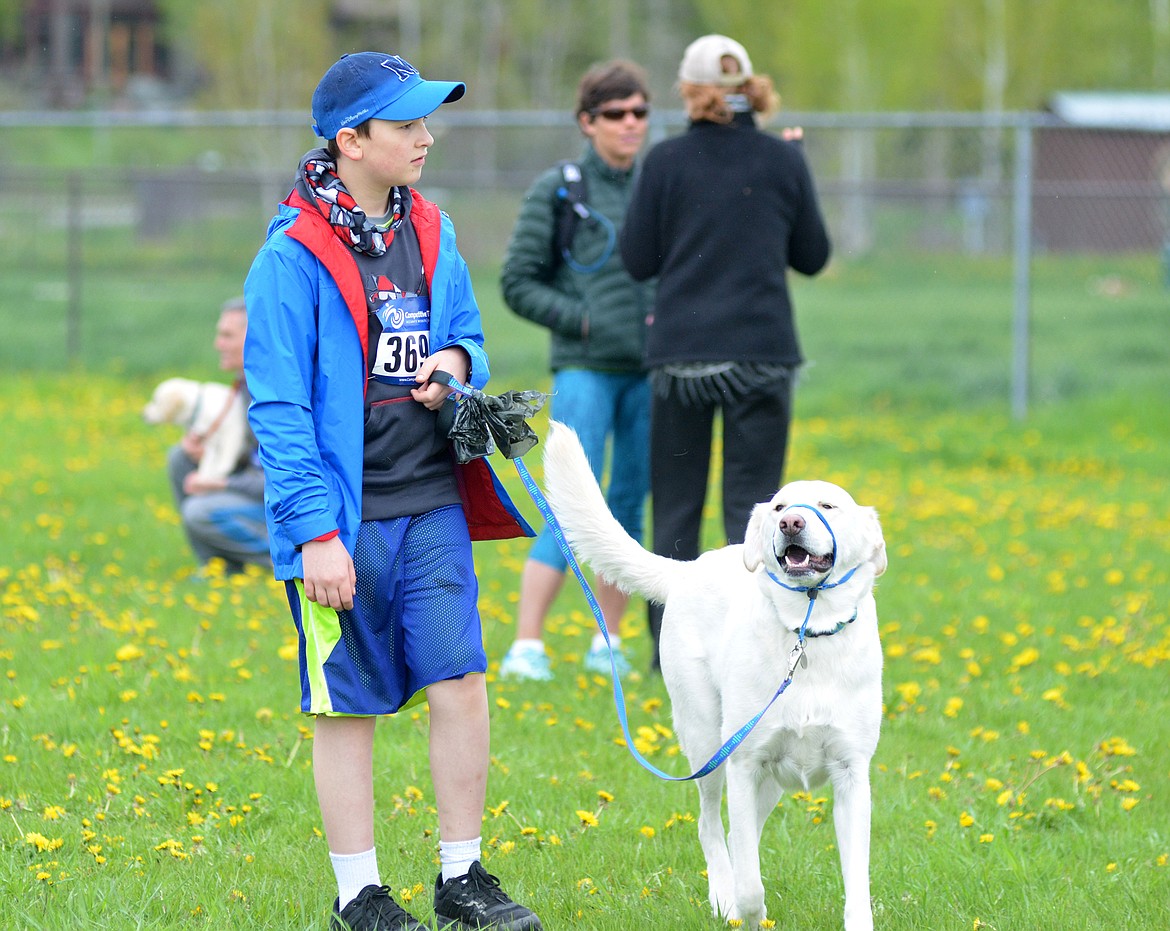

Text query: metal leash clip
(786, 639), (808, 680)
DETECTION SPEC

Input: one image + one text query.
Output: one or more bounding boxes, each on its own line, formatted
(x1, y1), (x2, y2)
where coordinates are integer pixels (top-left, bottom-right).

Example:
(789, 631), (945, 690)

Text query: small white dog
(541, 423), (887, 930)
(143, 377), (249, 484)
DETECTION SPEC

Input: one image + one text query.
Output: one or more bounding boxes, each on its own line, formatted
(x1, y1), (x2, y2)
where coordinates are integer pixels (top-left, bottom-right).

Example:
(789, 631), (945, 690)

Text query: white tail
(541, 422), (683, 605)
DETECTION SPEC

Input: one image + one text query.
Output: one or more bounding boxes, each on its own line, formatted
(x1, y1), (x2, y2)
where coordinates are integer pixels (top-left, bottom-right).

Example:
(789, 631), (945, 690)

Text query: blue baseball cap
(311, 52), (466, 139)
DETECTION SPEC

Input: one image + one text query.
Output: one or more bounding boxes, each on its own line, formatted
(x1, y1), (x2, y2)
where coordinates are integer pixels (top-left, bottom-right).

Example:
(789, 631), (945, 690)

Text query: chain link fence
(1, 110), (1167, 411)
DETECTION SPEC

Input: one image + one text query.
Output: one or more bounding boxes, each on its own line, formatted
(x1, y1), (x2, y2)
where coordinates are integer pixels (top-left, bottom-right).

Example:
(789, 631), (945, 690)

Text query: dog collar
(804, 610), (858, 638)
(186, 385), (208, 431)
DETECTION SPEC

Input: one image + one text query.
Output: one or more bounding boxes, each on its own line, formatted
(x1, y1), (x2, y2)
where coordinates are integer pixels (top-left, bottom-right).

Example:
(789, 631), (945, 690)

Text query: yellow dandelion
(115, 643), (144, 662)
(24, 832), (64, 852)
(1100, 737), (1137, 757)
(1011, 646), (1039, 669)
(895, 681), (921, 704)
(576, 810), (599, 828)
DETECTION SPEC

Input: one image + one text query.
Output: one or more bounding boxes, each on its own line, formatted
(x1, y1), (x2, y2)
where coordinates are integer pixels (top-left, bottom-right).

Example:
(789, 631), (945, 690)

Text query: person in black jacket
(499, 61), (654, 681)
(620, 35), (831, 669)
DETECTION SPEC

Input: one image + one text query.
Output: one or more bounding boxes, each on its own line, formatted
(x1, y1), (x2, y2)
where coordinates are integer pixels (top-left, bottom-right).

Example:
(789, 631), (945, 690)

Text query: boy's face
(339, 116), (436, 190)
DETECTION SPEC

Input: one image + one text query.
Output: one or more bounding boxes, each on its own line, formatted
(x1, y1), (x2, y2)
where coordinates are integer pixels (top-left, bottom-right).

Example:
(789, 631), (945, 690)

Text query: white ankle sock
(439, 836), (482, 883)
(592, 632), (620, 652)
(512, 638), (544, 654)
(331, 847), (380, 910)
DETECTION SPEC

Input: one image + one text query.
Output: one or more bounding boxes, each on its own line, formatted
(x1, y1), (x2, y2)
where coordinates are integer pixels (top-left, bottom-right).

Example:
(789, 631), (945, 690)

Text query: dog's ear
(865, 507), (888, 577)
(742, 502), (772, 572)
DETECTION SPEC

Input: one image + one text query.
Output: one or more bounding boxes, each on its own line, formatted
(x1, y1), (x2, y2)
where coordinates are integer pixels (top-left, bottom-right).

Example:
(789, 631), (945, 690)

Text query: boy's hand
(413, 347), (471, 410)
(302, 537), (356, 610)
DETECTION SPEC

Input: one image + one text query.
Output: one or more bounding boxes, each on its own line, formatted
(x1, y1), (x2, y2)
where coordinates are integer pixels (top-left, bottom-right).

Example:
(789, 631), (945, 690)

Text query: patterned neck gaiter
(302, 155), (404, 257)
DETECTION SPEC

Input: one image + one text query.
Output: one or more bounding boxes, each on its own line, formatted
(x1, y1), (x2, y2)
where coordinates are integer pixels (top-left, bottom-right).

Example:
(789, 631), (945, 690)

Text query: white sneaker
(500, 643), (553, 681)
(584, 641), (632, 677)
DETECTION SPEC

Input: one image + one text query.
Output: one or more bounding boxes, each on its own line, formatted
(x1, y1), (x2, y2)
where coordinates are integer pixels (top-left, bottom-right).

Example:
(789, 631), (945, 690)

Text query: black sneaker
(332, 884), (427, 931)
(433, 861), (543, 930)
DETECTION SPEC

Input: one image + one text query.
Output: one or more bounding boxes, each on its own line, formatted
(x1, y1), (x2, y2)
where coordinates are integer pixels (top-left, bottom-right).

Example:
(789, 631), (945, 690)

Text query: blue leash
(513, 457), (811, 782)
(440, 376), (849, 781)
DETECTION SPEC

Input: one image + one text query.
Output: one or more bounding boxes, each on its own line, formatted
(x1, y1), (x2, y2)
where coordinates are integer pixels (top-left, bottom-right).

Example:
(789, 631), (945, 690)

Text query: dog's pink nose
(778, 512), (805, 536)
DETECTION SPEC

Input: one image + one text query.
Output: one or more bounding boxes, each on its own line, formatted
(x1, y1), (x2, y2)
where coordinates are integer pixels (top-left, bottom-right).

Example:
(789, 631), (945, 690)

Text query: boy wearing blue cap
(243, 53), (543, 931)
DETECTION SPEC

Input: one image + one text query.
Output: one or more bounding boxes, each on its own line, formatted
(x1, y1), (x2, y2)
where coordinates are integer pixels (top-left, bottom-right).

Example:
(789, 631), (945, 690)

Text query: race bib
(371, 294), (430, 385)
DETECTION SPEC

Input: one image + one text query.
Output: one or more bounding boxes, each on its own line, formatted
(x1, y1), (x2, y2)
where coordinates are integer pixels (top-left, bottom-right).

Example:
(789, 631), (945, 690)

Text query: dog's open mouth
(781, 545), (834, 576)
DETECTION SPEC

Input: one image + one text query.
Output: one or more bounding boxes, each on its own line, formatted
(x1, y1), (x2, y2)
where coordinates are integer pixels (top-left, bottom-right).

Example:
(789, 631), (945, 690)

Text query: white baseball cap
(678, 34), (754, 87)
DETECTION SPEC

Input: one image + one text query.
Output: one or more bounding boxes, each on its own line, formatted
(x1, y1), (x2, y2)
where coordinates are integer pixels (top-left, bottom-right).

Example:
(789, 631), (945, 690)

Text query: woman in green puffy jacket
(498, 60), (655, 681)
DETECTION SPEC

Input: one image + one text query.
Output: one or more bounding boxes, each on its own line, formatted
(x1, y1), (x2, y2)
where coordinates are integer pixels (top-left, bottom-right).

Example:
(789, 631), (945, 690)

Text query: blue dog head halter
(764, 502), (860, 653)
(765, 503), (857, 601)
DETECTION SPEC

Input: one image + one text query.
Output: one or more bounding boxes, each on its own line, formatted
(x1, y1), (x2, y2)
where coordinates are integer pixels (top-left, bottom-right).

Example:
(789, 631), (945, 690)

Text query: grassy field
(1, 246), (1168, 929)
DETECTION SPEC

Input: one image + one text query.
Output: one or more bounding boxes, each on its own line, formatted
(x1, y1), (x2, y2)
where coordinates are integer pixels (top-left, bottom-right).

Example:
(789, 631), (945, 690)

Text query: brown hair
(576, 59), (651, 117)
(679, 74), (780, 124)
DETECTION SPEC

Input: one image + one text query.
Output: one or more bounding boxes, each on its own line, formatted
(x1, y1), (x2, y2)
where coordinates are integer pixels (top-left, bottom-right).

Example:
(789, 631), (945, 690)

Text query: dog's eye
(773, 504), (785, 512)
(820, 502), (835, 510)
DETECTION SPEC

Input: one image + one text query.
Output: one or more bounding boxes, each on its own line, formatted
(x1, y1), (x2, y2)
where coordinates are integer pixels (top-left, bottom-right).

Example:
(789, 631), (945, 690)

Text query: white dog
(143, 377), (249, 484)
(541, 423), (887, 930)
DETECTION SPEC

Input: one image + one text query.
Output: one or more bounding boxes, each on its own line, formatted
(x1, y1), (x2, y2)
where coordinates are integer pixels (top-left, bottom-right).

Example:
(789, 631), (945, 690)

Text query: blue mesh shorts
(285, 505), (486, 716)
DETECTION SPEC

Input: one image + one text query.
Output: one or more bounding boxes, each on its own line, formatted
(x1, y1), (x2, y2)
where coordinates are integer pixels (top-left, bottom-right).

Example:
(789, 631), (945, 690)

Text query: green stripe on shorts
(292, 579), (342, 716)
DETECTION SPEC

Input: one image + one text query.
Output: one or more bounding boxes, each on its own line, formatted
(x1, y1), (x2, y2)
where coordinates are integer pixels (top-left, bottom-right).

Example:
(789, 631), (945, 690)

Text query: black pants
(646, 376), (793, 668)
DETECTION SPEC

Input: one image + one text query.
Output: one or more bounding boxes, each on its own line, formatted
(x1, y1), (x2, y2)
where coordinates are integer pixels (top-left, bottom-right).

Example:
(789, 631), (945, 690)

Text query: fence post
(1011, 119), (1033, 420)
(67, 171), (83, 363)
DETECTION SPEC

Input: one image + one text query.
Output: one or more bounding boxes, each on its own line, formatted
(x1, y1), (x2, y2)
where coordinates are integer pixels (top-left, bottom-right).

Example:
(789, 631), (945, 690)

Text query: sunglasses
(592, 105), (650, 122)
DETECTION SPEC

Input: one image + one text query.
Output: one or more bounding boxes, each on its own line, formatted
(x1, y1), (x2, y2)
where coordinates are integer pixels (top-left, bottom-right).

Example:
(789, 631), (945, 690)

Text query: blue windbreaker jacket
(244, 187), (532, 580)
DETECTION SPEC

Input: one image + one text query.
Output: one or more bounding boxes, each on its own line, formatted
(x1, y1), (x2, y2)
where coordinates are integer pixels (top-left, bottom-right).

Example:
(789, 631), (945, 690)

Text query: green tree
(157, 0), (333, 111)
(689, 0), (1168, 111)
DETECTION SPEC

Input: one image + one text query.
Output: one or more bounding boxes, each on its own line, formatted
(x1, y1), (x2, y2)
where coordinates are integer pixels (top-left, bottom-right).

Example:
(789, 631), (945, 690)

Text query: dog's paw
(707, 870), (736, 920)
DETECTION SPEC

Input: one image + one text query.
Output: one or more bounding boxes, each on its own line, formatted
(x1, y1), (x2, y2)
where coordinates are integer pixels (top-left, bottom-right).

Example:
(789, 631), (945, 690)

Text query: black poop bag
(433, 371), (549, 463)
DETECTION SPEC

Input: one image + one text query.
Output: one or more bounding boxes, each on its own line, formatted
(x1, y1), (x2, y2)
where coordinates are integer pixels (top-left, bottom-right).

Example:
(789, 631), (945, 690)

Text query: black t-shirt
(354, 189), (458, 520)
